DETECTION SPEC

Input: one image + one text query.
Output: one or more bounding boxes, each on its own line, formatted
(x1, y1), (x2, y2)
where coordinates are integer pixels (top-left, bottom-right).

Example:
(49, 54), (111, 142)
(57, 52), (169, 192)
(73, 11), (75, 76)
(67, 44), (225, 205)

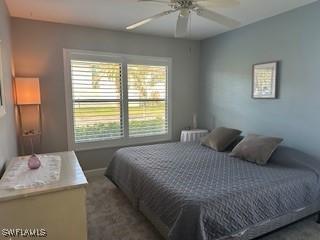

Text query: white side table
(180, 129), (209, 143)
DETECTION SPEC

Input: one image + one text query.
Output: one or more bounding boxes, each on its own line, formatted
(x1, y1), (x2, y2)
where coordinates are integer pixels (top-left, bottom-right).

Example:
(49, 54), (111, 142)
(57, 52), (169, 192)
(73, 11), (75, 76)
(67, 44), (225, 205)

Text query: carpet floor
(87, 176), (320, 240)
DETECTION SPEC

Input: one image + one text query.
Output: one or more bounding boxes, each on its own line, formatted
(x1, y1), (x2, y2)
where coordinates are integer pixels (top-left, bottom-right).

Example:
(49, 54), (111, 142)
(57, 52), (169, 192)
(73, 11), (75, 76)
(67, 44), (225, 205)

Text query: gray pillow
(201, 127), (242, 152)
(230, 134), (283, 165)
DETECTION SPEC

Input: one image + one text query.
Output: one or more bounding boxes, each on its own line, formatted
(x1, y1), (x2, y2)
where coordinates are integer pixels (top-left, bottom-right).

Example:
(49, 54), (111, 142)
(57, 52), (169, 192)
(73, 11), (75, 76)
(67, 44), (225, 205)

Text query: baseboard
(84, 168), (106, 178)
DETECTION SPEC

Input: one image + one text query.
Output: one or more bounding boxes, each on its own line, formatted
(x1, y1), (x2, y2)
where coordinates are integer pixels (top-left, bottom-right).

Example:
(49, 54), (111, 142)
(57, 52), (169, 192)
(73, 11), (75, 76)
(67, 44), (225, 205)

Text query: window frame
(63, 49), (172, 151)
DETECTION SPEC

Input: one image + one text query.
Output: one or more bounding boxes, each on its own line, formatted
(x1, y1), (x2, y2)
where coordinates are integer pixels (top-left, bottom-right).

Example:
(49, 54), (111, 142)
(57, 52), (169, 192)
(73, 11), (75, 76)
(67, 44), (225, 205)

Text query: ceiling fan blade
(138, 0), (177, 6)
(175, 10), (190, 38)
(126, 10), (177, 30)
(195, 0), (240, 8)
(195, 8), (240, 28)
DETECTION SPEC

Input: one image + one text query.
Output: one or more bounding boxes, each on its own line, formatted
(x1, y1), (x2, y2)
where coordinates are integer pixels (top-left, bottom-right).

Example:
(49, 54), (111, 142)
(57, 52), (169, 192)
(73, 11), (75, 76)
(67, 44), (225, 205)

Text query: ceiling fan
(126, 0), (241, 38)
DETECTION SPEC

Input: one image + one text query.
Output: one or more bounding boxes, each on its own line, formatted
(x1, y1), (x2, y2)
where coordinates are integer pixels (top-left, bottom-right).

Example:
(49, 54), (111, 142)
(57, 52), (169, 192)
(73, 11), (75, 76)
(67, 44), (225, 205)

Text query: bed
(105, 142), (320, 240)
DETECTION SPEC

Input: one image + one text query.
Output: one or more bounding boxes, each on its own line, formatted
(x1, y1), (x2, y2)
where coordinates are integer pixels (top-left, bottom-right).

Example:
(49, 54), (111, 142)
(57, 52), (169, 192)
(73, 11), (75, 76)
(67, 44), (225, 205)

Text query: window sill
(72, 134), (172, 152)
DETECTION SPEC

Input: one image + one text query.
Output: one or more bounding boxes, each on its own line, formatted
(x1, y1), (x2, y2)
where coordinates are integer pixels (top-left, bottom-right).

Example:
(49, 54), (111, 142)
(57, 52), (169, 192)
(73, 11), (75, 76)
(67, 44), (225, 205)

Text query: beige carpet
(87, 176), (320, 240)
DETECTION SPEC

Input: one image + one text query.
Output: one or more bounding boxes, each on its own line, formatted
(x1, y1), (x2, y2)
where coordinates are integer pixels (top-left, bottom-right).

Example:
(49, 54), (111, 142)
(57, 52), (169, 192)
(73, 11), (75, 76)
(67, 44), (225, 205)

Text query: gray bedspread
(105, 143), (320, 240)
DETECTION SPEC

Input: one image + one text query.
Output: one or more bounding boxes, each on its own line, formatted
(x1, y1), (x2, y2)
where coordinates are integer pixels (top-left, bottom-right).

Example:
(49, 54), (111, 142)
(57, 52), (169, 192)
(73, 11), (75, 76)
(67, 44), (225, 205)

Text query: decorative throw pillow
(201, 127), (242, 152)
(230, 134), (283, 165)
(225, 135), (244, 152)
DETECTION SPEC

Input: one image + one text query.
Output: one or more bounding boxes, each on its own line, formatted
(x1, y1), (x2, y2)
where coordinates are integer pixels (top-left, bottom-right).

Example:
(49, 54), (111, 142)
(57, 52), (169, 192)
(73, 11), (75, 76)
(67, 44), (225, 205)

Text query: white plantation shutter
(128, 64), (168, 137)
(71, 60), (123, 143)
(65, 50), (171, 149)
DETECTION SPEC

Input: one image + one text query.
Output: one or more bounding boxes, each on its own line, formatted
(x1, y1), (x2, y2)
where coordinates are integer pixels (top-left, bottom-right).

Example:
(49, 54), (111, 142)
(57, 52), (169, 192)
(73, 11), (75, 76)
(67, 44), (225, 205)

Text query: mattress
(105, 142), (320, 240)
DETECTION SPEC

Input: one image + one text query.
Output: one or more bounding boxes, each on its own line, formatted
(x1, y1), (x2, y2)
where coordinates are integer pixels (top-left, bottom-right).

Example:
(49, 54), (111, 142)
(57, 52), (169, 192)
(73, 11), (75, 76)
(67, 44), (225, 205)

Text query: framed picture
(0, 40), (6, 118)
(252, 61), (279, 99)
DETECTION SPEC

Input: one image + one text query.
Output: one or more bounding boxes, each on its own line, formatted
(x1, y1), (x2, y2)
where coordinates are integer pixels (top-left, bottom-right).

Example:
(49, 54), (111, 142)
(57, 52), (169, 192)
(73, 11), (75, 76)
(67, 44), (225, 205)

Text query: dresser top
(0, 151), (88, 202)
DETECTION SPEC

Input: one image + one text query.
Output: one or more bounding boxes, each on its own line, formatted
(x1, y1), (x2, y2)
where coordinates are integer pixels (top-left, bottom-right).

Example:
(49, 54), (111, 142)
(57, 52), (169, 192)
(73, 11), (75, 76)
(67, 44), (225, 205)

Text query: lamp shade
(15, 78), (41, 105)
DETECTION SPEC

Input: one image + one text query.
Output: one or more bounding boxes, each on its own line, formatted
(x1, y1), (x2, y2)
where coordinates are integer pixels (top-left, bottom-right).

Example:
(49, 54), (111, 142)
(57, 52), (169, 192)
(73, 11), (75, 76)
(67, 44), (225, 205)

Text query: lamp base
(21, 134), (41, 155)
(17, 104), (42, 155)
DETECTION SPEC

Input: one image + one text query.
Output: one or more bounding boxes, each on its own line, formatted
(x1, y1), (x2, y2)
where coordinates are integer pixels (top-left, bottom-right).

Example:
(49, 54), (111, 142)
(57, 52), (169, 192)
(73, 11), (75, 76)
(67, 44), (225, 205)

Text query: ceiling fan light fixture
(180, 8), (190, 17)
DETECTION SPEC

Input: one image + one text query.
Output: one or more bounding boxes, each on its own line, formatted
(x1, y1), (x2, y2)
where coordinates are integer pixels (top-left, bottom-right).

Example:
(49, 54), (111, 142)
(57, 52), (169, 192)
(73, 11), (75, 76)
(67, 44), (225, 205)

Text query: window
(71, 60), (123, 143)
(64, 49), (172, 150)
(128, 64), (168, 137)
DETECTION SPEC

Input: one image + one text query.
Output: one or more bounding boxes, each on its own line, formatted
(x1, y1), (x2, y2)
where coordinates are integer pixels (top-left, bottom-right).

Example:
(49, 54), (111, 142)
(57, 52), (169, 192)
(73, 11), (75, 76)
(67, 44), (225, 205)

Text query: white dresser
(0, 151), (88, 240)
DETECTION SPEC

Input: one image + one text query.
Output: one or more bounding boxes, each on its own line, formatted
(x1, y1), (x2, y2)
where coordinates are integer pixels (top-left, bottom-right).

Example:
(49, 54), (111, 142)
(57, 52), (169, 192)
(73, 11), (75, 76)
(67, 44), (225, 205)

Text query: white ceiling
(5, 0), (318, 40)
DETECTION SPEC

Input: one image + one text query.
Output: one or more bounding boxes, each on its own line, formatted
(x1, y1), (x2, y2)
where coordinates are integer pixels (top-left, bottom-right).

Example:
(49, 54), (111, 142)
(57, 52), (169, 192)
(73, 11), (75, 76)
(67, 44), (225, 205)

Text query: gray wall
(0, 0), (17, 171)
(11, 18), (200, 170)
(199, 1), (320, 158)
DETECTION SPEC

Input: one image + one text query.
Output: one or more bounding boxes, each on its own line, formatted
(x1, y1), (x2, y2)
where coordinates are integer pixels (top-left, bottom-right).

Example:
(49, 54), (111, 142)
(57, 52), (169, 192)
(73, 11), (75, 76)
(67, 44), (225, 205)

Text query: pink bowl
(28, 154), (41, 170)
